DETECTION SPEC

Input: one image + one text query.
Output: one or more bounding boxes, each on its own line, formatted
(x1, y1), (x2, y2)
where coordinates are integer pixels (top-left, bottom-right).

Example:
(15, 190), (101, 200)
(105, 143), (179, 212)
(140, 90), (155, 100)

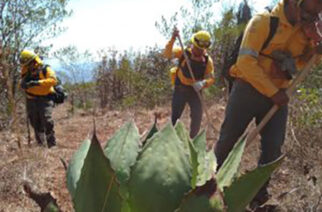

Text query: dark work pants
(171, 85), (202, 138)
(214, 80), (287, 201)
(27, 98), (56, 147)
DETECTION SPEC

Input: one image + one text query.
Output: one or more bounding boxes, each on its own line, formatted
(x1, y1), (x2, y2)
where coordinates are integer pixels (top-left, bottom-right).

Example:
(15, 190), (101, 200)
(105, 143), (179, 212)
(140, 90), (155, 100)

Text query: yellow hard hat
(191, 30), (211, 49)
(20, 50), (37, 66)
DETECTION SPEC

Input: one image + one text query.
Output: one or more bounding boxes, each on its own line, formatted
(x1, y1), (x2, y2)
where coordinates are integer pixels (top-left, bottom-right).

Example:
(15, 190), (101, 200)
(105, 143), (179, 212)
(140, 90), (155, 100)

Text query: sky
(46, 0), (273, 54)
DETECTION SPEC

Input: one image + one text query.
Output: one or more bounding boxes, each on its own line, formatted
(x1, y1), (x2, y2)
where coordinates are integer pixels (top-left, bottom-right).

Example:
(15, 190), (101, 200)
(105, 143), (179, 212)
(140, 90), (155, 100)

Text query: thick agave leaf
(176, 193), (215, 212)
(174, 121), (191, 153)
(175, 121), (198, 188)
(142, 121), (158, 144)
(44, 202), (60, 212)
(128, 123), (192, 212)
(224, 155), (285, 212)
(193, 130), (217, 187)
(104, 121), (140, 184)
(177, 191), (224, 212)
(187, 140), (198, 188)
(210, 192), (226, 212)
(216, 135), (246, 191)
(67, 135), (122, 212)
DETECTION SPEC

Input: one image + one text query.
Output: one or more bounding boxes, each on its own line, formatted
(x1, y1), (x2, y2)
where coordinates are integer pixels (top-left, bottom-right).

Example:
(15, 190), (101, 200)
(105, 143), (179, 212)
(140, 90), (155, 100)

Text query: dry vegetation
(0, 97), (321, 212)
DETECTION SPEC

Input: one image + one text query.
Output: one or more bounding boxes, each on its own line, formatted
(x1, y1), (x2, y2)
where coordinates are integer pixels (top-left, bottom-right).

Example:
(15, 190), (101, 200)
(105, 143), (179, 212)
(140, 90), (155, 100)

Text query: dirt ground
(0, 99), (321, 212)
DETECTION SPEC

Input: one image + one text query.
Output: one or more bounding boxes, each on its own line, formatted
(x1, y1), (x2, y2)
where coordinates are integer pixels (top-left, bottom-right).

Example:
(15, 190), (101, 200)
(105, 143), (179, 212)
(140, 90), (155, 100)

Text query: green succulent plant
(66, 121), (284, 212)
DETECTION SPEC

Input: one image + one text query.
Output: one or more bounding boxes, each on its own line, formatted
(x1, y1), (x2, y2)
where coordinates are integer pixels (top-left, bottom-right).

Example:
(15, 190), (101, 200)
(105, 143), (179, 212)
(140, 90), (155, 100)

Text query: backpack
(42, 65), (68, 104)
(222, 12), (279, 91)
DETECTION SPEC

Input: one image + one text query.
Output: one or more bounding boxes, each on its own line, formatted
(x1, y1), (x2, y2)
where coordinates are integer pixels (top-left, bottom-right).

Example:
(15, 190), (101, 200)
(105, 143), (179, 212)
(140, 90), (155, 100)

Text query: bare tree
(0, 0), (71, 129)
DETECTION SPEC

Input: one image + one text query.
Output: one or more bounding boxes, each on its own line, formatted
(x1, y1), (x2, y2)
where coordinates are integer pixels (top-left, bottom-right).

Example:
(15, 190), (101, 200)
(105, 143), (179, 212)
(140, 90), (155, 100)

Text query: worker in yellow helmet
(213, 0), (322, 209)
(20, 50), (58, 148)
(164, 28), (215, 138)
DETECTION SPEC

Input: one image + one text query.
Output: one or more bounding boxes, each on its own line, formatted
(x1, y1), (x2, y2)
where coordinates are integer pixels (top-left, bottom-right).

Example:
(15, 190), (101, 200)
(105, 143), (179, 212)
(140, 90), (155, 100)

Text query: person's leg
(257, 105), (288, 165)
(171, 86), (187, 126)
(27, 99), (44, 144)
(38, 99), (55, 148)
(42, 99), (56, 148)
(36, 99), (47, 145)
(187, 89), (202, 139)
(250, 105), (288, 208)
(215, 80), (257, 167)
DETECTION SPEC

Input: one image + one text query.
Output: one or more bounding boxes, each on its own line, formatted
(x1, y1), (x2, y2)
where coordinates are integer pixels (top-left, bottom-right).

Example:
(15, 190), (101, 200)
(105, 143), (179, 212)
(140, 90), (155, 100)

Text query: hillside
(0, 99), (321, 212)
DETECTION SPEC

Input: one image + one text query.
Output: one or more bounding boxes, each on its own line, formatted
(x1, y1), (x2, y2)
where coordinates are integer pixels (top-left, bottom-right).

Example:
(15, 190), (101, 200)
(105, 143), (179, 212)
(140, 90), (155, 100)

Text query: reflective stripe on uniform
(239, 48), (259, 58)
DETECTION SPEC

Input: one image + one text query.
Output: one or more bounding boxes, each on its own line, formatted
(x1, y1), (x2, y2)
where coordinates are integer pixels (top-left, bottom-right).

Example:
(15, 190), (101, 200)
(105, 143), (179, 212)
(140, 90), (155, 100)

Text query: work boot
(47, 134), (56, 149)
(47, 132), (56, 149)
(47, 142), (56, 149)
(47, 139), (56, 148)
(35, 132), (46, 146)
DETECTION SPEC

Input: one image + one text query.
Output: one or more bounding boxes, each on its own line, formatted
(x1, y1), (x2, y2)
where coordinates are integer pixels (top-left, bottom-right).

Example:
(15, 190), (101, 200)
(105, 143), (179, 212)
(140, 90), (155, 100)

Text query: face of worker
(299, 0), (322, 24)
(191, 44), (205, 57)
(26, 60), (39, 74)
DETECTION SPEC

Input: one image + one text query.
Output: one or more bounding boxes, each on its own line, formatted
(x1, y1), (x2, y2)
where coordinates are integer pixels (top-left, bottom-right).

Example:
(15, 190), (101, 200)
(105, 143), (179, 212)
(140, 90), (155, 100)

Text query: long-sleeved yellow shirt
(163, 37), (215, 87)
(21, 58), (57, 98)
(230, 1), (320, 97)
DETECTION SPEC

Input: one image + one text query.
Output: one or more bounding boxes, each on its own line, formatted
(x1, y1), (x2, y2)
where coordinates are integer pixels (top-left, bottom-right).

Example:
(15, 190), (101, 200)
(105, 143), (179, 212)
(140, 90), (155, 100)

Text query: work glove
(271, 89), (289, 106)
(192, 80), (206, 92)
(271, 50), (297, 79)
(171, 27), (179, 40)
(21, 80), (40, 89)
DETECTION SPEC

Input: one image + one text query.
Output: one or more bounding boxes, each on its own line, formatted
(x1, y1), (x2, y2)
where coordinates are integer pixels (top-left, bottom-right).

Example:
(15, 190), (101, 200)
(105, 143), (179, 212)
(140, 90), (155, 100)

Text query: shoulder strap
(41, 65), (50, 78)
(178, 49), (191, 68)
(261, 16), (279, 50)
(205, 54), (209, 65)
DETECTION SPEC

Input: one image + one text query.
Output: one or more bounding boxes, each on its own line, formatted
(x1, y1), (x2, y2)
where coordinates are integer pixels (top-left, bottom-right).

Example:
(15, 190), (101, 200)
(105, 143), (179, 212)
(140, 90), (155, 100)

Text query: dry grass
(0, 99), (321, 211)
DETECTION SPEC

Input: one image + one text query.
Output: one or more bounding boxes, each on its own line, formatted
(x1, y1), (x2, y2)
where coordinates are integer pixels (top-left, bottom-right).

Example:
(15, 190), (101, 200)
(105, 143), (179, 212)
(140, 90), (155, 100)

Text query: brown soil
(0, 99), (321, 211)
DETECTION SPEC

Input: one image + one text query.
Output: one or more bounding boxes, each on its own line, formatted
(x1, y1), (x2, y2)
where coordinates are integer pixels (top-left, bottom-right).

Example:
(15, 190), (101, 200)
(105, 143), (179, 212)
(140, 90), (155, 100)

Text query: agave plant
(66, 120), (284, 212)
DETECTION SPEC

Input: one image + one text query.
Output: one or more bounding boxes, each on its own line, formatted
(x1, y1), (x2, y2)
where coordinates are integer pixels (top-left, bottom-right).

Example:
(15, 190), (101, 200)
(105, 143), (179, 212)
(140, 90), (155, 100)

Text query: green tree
(155, 0), (252, 88)
(155, 0), (219, 42)
(54, 46), (95, 110)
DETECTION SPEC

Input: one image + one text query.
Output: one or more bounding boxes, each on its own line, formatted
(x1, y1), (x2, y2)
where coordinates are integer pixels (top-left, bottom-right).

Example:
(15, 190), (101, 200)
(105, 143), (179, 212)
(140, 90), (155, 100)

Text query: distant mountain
(43, 58), (99, 83)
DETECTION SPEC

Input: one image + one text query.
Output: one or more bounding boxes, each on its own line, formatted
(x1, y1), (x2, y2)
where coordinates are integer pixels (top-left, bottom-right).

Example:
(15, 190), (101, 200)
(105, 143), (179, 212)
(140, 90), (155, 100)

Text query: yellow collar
(271, 1), (294, 28)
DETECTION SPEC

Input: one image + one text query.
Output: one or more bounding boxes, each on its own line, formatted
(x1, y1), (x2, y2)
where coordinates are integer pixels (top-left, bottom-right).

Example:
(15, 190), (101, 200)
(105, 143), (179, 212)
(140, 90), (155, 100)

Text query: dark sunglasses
(194, 37), (211, 49)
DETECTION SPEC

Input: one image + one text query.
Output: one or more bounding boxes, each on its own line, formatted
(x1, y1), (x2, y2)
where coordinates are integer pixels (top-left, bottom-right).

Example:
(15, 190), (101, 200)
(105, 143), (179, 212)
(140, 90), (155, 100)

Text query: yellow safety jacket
(164, 38), (215, 87)
(230, 1), (320, 97)
(21, 57), (57, 98)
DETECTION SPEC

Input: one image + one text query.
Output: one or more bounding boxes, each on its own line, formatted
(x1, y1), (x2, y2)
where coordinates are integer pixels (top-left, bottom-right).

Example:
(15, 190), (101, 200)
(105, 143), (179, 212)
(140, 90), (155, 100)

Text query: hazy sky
(46, 0), (272, 53)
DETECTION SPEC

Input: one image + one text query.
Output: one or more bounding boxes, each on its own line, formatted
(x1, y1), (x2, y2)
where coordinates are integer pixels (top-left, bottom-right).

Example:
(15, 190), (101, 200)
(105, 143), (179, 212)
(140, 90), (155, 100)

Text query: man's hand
(271, 89), (289, 106)
(21, 80), (40, 89)
(271, 50), (297, 79)
(192, 80), (206, 92)
(171, 27), (179, 40)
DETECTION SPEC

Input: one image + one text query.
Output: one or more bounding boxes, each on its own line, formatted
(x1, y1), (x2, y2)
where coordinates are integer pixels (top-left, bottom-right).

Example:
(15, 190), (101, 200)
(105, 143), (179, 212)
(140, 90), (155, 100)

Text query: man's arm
(204, 57), (215, 87)
(236, 15), (279, 97)
(163, 28), (183, 59)
(38, 67), (57, 87)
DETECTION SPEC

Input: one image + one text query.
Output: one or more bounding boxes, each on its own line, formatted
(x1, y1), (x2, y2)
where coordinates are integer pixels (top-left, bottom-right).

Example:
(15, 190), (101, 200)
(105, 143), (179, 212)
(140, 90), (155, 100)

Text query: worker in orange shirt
(164, 29), (215, 138)
(214, 0), (322, 208)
